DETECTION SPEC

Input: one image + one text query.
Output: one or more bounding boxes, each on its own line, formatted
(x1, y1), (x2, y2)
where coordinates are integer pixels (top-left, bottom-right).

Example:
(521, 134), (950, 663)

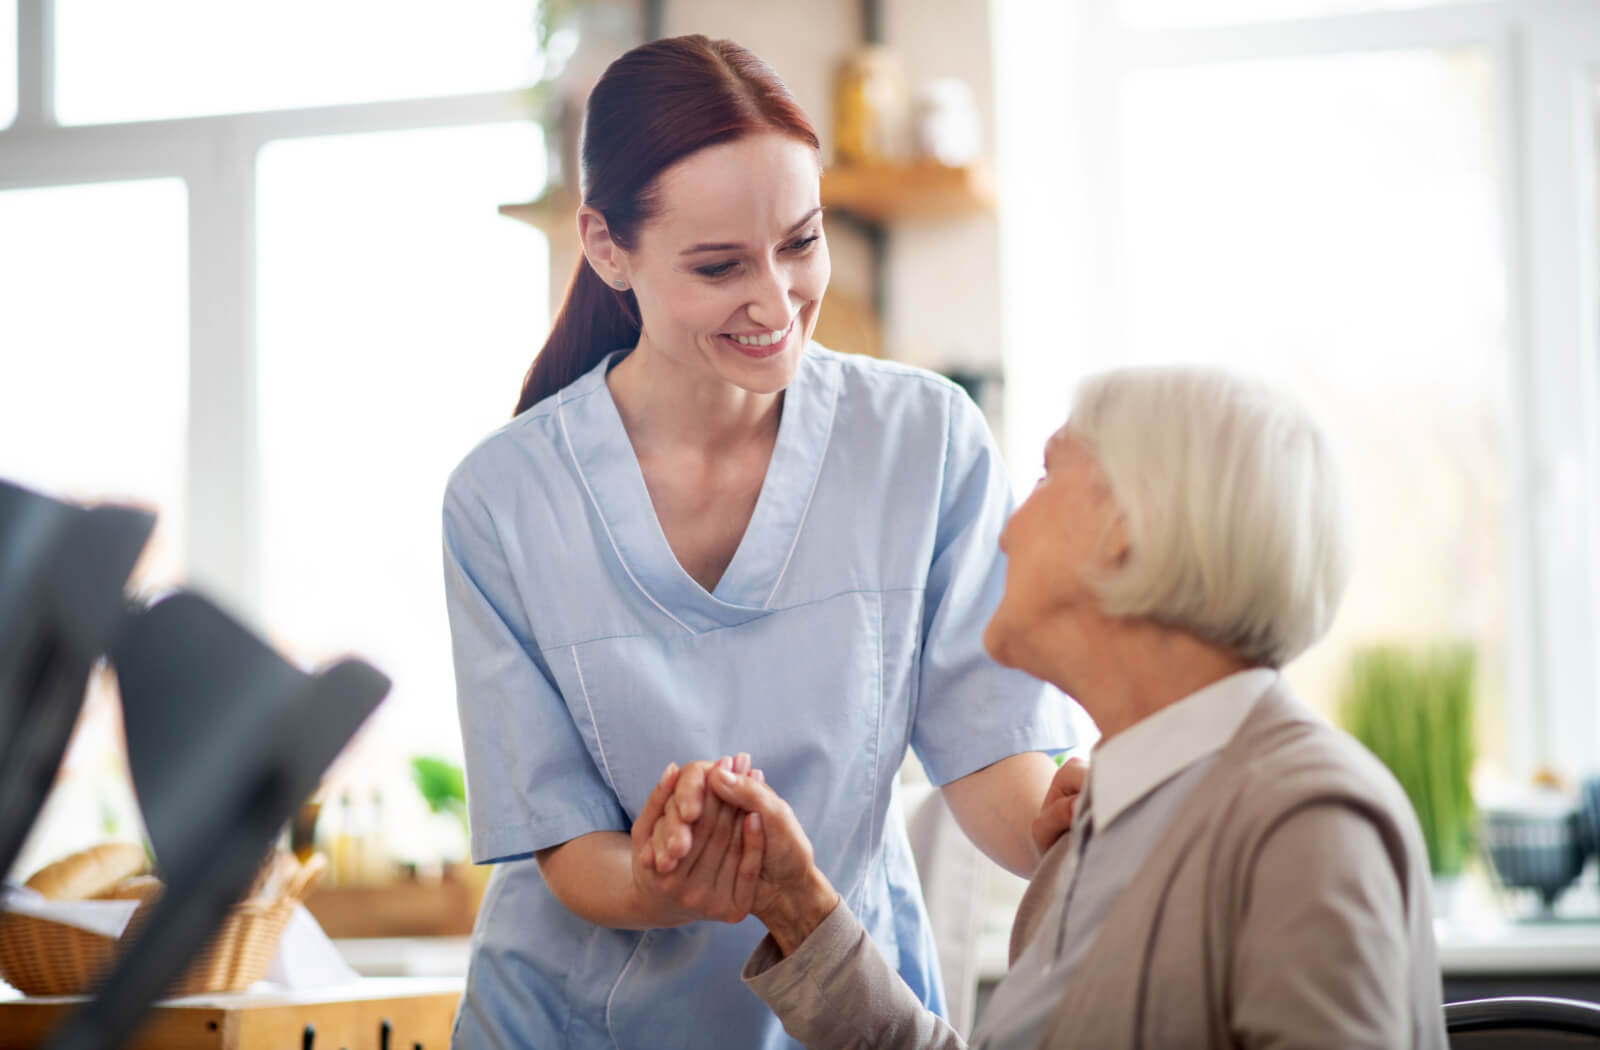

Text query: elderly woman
(646, 366), (1447, 1049)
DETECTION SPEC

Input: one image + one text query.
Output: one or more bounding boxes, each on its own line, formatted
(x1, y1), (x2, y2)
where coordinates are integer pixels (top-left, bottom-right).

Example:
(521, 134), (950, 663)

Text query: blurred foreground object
(0, 477), (389, 1050)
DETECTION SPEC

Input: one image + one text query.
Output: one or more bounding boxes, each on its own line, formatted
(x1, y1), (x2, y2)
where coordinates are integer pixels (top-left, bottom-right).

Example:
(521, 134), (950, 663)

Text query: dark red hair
(513, 35), (821, 416)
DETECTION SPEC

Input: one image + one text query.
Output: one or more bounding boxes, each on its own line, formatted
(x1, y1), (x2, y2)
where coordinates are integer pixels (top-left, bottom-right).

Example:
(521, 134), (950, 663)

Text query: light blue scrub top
(442, 343), (1072, 1050)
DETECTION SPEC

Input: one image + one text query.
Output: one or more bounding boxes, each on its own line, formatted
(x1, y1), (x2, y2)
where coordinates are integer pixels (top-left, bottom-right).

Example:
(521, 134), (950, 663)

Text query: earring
(613, 279), (628, 290)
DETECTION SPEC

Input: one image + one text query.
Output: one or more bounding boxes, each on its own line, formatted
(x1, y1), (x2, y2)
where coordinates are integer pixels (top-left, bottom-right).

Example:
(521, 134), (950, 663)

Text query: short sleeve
(442, 468), (629, 863)
(910, 387), (1075, 785)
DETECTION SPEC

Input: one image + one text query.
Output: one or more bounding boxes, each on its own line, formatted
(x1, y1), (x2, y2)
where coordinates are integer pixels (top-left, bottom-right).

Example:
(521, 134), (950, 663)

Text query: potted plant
(1339, 643), (1477, 902)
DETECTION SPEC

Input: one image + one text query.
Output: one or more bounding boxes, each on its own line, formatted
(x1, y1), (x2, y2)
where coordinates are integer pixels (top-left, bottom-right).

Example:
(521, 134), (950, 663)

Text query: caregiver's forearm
(536, 831), (692, 930)
(941, 751), (1057, 878)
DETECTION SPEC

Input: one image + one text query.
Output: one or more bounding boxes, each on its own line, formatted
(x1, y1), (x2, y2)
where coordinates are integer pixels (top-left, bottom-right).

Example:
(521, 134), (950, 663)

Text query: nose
(746, 259), (792, 332)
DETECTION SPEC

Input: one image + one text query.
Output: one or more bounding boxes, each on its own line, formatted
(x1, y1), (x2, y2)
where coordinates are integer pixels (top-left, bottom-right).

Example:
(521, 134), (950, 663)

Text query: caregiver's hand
(1032, 755), (1088, 857)
(647, 753), (752, 874)
(630, 757), (764, 926)
(705, 767), (841, 958)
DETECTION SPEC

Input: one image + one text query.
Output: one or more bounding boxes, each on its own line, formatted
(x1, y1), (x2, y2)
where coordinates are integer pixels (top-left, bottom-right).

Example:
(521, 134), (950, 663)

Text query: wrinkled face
(621, 132), (830, 395)
(984, 425), (1124, 677)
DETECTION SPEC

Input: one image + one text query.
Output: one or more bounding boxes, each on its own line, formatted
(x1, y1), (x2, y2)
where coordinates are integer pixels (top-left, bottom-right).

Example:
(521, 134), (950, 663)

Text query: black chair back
(1448, 996), (1600, 1048)
(0, 479), (153, 882)
(44, 591), (389, 1050)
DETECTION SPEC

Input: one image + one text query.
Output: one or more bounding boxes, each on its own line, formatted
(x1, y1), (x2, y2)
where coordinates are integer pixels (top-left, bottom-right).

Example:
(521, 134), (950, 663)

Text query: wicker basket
(0, 853), (325, 998)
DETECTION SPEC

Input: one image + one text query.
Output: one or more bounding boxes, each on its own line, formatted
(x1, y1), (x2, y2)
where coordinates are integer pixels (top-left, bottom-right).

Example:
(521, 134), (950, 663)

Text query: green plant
(410, 755), (469, 836)
(1339, 643), (1477, 876)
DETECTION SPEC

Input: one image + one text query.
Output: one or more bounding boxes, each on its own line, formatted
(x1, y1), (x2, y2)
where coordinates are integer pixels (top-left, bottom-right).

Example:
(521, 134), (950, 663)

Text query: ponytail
(513, 259), (640, 416)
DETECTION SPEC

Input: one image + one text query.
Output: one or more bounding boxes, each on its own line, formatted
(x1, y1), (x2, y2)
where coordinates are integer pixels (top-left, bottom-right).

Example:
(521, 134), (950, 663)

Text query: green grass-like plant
(410, 755), (469, 837)
(1339, 643), (1477, 877)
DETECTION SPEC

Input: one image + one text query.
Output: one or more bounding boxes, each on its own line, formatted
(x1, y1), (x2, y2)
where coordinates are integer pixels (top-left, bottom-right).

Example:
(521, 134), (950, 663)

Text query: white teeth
(733, 326), (787, 347)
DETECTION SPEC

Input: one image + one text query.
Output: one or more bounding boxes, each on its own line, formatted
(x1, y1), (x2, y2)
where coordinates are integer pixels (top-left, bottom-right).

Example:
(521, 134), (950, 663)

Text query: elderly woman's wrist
(760, 870), (840, 957)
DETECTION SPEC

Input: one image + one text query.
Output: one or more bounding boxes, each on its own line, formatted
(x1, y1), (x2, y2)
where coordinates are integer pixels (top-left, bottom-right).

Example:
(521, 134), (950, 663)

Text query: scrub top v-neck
(443, 343), (1072, 1050)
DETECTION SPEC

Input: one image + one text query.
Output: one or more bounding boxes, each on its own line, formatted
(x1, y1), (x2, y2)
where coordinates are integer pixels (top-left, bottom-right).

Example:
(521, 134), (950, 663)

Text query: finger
(752, 768), (765, 784)
(712, 810), (748, 920)
(677, 776), (729, 875)
(632, 762), (679, 849)
(733, 752), (751, 776)
(708, 764), (784, 819)
(674, 760), (715, 826)
(652, 796), (680, 872)
(1046, 756), (1088, 804)
(1031, 795), (1078, 854)
(661, 793), (696, 867)
(732, 811), (763, 917)
(707, 798), (743, 913)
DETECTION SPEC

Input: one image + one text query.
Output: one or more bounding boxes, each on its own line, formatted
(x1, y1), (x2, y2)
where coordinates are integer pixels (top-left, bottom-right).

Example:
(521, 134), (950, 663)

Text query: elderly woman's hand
(1031, 755), (1088, 857)
(645, 753), (751, 874)
(629, 756), (764, 925)
(705, 765), (841, 957)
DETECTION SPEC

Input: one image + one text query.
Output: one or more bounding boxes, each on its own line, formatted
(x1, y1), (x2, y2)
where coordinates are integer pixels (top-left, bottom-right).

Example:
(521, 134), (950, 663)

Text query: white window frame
(1, 0), (534, 622)
(1000, 0), (1600, 781)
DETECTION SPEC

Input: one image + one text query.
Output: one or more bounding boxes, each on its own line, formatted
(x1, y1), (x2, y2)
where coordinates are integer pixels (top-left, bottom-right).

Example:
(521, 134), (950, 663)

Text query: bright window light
(256, 122), (546, 782)
(0, 178), (188, 883)
(0, 0), (15, 128)
(0, 178), (190, 586)
(1120, 0), (1462, 29)
(1118, 49), (1509, 768)
(53, 0), (542, 125)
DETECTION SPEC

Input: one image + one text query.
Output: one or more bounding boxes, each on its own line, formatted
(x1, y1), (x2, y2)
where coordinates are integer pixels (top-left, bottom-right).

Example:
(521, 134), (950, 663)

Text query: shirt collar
(1086, 667), (1278, 832)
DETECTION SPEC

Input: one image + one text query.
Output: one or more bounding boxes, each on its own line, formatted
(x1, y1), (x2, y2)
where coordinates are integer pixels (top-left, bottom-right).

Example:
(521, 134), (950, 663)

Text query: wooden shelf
(302, 870), (486, 939)
(497, 161), (997, 234)
(497, 188), (578, 236)
(820, 162), (996, 224)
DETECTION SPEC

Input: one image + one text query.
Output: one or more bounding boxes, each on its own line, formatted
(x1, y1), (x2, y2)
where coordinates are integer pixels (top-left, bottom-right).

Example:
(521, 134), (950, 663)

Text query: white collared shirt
(973, 668), (1279, 1049)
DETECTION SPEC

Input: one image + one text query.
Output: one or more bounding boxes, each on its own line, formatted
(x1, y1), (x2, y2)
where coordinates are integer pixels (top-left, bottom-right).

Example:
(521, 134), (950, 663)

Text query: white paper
(1, 889), (356, 992)
(0, 886), (139, 938)
(263, 905), (359, 989)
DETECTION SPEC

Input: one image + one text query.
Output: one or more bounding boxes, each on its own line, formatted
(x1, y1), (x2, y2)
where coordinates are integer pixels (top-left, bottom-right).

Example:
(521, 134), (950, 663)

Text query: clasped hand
(628, 751), (1088, 932)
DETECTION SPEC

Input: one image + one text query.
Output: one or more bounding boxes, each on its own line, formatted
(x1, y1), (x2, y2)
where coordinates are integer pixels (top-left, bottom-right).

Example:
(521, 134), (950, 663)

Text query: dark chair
(0, 475), (391, 1050)
(1447, 996), (1600, 1048)
(0, 479), (154, 882)
(44, 591), (390, 1050)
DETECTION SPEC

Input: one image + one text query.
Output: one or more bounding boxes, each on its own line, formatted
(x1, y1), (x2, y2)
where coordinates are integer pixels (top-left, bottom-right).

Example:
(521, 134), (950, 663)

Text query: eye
(695, 260), (737, 279)
(786, 233), (820, 253)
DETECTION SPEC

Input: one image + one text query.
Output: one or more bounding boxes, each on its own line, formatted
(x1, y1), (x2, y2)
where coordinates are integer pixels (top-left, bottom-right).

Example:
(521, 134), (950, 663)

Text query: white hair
(1069, 365), (1353, 668)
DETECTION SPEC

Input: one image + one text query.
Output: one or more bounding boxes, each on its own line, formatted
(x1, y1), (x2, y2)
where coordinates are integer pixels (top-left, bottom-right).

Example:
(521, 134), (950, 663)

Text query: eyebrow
(679, 207), (823, 256)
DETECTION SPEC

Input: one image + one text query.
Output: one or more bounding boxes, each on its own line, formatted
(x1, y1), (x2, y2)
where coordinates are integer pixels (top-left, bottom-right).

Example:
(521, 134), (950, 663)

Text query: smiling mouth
(720, 316), (797, 357)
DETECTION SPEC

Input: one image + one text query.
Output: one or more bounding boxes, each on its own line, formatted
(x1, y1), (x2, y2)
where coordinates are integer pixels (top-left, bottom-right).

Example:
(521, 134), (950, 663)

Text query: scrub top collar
(555, 343), (842, 634)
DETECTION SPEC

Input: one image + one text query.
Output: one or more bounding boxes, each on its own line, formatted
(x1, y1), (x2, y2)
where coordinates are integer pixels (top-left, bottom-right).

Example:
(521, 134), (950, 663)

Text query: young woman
(441, 35), (1072, 1050)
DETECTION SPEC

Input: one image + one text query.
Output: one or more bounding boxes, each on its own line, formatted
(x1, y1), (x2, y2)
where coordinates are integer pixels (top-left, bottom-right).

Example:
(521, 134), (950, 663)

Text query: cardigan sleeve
(1229, 802), (1412, 1050)
(743, 902), (968, 1050)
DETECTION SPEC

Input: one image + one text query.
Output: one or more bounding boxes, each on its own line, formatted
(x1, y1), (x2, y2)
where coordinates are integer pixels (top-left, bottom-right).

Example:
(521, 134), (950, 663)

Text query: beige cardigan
(743, 684), (1447, 1049)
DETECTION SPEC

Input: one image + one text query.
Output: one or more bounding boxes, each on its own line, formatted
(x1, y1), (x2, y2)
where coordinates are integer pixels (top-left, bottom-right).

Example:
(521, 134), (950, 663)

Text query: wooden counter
(0, 977), (462, 1050)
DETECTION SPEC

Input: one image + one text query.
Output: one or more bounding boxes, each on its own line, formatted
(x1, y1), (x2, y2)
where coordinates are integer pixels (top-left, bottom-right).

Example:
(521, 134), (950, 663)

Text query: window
(1119, 49), (1509, 769)
(0, 177), (189, 882)
(0, 178), (190, 587)
(1120, 0), (1465, 29)
(997, 1), (1600, 782)
(52, 0), (542, 125)
(3, 3), (545, 880)
(0, 0), (15, 128)
(256, 122), (546, 775)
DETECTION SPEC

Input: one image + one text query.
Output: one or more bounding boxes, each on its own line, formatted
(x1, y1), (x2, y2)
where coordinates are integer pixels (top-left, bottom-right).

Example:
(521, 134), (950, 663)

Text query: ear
(577, 205), (630, 289)
(1103, 513), (1130, 568)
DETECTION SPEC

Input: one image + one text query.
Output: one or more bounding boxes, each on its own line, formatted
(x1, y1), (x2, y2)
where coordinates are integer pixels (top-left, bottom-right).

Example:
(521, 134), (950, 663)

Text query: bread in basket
(0, 844), (326, 997)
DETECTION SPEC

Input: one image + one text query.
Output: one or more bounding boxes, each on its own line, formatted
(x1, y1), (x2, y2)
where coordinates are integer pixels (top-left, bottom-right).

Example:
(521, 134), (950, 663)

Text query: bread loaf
(91, 874), (165, 904)
(24, 843), (150, 900)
